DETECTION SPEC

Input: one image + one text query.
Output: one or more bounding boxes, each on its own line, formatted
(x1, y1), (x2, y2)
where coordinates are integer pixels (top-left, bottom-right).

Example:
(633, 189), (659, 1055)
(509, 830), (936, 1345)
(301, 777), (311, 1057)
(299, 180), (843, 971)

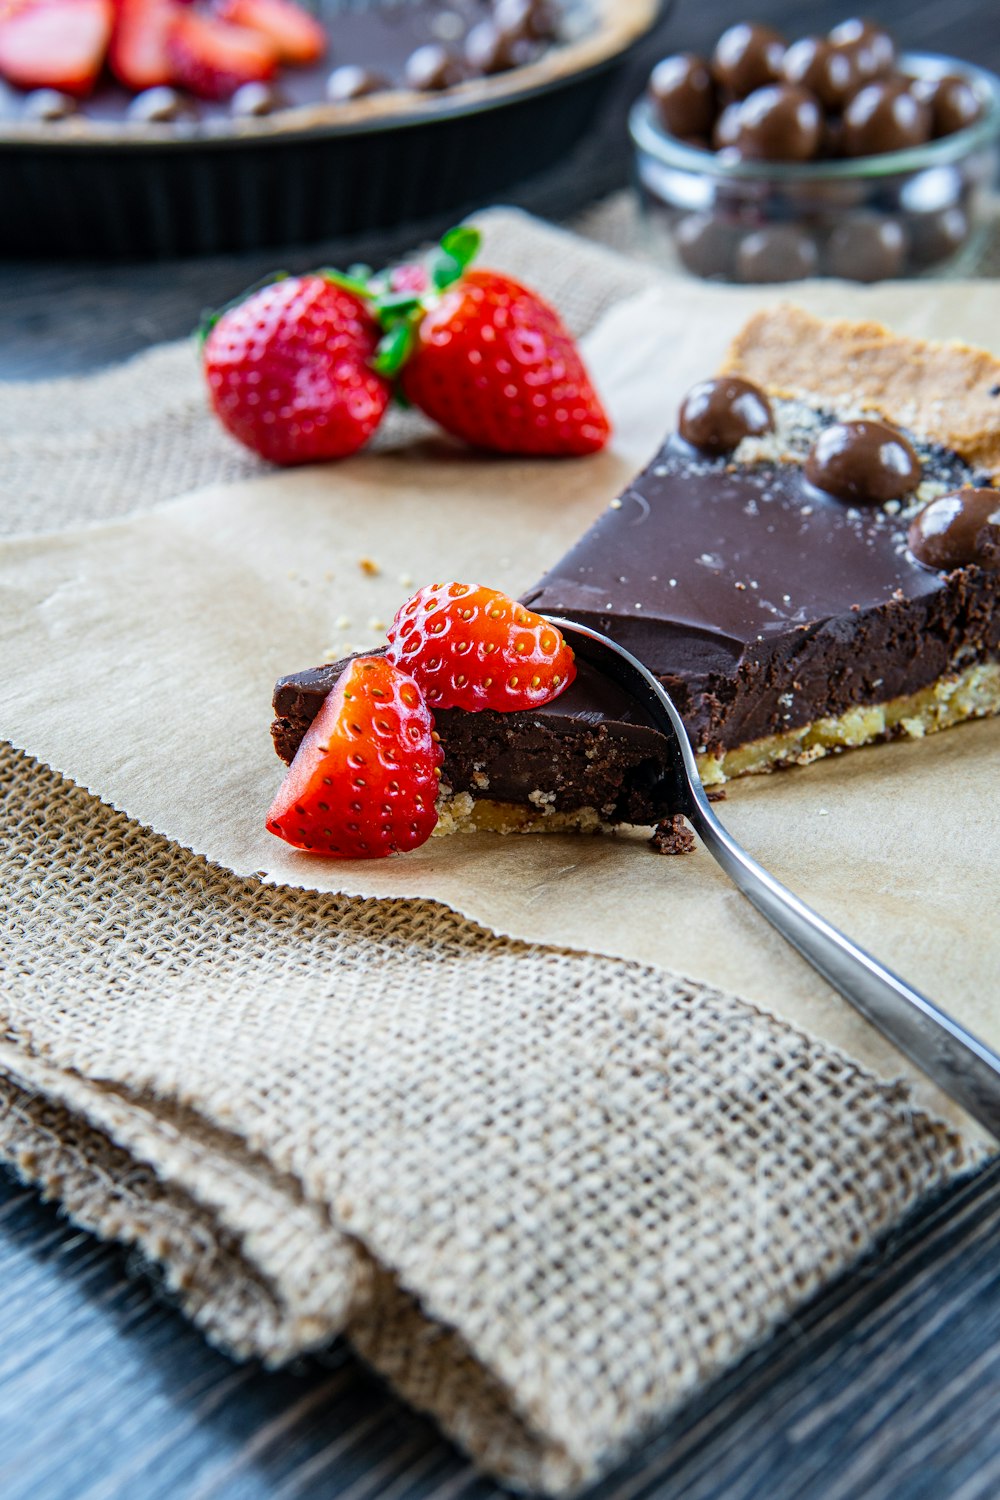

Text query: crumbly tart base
(434, 659), (1000, 836)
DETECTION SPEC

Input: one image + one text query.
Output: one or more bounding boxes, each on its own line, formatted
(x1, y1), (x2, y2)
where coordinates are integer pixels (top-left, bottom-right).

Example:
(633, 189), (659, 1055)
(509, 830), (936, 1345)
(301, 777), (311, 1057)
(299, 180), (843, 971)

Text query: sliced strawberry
(267, 656), (442, 858)
(0, 0), (114, 97)
(398, 268), (611, 457)
(109, 0), (178, 91)
(167, 9), (276, 100)
(217, 0), (325, 65)
(202, 273), (391, 465)
(386, 582), (576, 713)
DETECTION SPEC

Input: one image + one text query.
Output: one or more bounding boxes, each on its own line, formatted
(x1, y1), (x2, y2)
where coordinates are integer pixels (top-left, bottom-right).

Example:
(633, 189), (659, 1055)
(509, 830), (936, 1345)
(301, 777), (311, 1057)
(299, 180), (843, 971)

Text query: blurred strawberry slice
(217, 0), (325, 65)
(0, 0), (114, 96)
(109, 0), (178, 91)
(167, 9), (276, 99)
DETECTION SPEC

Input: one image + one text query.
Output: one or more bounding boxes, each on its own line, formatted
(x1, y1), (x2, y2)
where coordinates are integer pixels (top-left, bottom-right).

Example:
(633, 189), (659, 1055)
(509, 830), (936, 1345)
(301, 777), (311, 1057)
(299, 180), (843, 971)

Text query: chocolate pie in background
(0, 0), (661, 257)
(273, 307), (1000, 840)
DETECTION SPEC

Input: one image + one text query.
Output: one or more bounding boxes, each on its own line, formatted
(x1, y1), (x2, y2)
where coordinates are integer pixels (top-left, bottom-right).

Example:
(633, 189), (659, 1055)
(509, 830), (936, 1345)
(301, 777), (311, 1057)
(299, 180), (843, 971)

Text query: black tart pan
(0, 0), (662, 259)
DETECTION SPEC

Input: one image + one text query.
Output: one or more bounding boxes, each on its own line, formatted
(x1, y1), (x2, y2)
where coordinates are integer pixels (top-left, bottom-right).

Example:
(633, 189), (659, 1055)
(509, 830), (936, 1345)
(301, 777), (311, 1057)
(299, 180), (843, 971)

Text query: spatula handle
(688, 795), (1000, 1140)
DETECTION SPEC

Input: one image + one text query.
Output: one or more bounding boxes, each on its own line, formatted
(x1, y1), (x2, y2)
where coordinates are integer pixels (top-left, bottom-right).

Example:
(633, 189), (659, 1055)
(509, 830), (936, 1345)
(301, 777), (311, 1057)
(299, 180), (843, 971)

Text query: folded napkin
(0, 210), (991, 1493)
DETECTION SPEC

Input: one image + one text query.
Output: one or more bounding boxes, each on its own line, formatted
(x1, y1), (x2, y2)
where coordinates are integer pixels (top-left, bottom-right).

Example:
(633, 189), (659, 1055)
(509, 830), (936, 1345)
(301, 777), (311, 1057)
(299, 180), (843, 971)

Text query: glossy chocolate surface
(804, 419), (921, 502)
(648, 54), (716, 139)
(711, 22), (785, 100)
(678, 377), (773, 455)
(780, 36), (858, 111)
(842, 80), (932, 157)
(829, 17), (895, 82)
(909, 488), (1000, 569)
(727, 82), (822, 161)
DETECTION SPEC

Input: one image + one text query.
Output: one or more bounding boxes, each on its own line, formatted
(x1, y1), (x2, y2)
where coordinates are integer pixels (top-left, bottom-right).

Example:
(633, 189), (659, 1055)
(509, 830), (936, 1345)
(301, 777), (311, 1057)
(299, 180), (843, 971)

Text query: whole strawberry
(386, 581), (576, 712)
(202, 274), (391, 465)
(370, 228), (611, 457)
(267, 655), (442, 857)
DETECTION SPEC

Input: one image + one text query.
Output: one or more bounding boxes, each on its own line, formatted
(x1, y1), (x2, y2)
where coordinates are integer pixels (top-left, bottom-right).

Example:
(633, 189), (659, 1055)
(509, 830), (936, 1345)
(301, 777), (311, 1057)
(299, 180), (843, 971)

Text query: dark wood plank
(1, 1157), (999, 1500)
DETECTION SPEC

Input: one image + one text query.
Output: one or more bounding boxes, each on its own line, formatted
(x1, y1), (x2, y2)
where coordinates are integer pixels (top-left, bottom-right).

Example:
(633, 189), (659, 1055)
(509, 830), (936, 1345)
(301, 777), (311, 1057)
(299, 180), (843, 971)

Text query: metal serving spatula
(546, 616), (1000, 1141)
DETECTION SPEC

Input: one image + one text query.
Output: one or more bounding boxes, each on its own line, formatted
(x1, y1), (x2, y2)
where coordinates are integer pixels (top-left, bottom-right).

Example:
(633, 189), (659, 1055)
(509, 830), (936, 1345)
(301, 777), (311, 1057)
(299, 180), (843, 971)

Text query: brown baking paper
(2, 277), (999, 1147)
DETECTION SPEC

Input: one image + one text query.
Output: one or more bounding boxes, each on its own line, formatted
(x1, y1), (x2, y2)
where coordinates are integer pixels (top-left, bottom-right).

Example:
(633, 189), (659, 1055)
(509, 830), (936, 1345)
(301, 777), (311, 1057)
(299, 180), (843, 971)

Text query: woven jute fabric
(0, 209), (976, 1493)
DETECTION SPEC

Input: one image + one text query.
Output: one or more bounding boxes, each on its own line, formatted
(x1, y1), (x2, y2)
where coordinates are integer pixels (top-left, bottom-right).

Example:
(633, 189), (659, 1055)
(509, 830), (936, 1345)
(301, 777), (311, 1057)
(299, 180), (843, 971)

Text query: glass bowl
(629, 52), (1000, 283)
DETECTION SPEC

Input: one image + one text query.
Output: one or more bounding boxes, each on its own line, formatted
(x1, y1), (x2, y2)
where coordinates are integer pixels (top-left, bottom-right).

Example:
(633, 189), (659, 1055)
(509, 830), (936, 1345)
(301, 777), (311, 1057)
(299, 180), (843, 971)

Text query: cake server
(546, 616), (1000, 1141)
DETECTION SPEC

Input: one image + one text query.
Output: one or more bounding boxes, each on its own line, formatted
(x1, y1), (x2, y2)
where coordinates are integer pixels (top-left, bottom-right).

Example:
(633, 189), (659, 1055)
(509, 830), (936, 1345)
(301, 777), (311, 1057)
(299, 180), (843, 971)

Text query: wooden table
(3, 3), (999, 1495)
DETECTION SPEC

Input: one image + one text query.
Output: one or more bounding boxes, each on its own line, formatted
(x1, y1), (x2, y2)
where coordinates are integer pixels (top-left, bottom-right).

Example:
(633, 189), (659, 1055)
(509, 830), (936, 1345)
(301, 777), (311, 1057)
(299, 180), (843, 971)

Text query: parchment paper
(3, 277), (998, 1146)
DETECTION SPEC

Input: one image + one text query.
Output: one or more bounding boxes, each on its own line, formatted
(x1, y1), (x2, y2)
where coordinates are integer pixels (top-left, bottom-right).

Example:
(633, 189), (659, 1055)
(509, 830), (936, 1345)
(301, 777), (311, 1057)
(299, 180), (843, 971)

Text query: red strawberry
(399, 268), (610, 457)
(167, 8), (276, 100)
(217, 0), (325, 65)
(386, 581), (576, 712)
(109, 0), (177, 91)
(267, 656), (442, 858)
(202, 274), (392, 465)
(0, 0), (114, 96)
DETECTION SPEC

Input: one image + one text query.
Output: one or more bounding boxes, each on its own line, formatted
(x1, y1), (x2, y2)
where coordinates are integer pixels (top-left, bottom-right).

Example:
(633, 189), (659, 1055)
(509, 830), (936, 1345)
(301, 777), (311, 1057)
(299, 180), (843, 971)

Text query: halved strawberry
(386, 582), (576, 713)
(167, 8), (276, 100)
(0, 0), (114, 96)
(267, 656), (442, 858)
(109, 0), (178, 91)
(217, 0), (325, 65)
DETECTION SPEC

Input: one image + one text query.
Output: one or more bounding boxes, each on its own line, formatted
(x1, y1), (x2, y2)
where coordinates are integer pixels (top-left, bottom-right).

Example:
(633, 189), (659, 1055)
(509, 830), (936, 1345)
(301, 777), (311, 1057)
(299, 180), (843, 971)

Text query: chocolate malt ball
(736, 224), (819, 282)
(649, 53), (716, 139)
(712, 22), (785, 99)
(842, 80), (932, 156)
(728, 83), (823, 161)
(825, 212), (908, 281)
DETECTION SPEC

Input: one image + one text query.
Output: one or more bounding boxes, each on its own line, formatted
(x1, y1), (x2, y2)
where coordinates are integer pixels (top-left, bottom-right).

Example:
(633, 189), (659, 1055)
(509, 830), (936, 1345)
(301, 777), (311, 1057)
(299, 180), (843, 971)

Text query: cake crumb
(358, 557), (380, 576)
(650, 815), (696, 855)
(368, 616), (386, 632)
(609, 498), (623, 509)
(334, 614), (351, 629)
(398, 572), (414, 587)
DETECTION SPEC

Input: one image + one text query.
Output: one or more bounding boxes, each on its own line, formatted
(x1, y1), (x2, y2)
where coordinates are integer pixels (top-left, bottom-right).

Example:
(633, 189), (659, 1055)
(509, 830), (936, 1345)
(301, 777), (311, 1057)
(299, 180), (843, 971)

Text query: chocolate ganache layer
(273, 316), (1000, 832)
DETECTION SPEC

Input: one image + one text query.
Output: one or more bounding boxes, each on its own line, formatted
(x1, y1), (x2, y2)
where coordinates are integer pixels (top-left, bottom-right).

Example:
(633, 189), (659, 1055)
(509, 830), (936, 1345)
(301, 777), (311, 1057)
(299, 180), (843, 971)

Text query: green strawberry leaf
(373, 319), (417, 378)
(431, 225), (481, 291)
(320, 267), (374, 299)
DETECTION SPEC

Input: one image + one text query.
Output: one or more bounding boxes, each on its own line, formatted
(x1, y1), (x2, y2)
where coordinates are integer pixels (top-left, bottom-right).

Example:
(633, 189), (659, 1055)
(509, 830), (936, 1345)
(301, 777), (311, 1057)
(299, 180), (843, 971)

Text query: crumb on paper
(324, 569), (334, 582)
(334, 614), (351, 629)
(358, 557), (380, 577)
(368, 617), (386, 632)
(398, 572), (414, 587)
(650, 815), (696, 855)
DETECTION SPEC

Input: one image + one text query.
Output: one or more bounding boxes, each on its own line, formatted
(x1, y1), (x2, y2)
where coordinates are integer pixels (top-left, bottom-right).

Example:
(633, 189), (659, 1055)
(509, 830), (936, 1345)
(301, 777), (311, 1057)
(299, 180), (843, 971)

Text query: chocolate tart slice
(273, 307), (1000, 837)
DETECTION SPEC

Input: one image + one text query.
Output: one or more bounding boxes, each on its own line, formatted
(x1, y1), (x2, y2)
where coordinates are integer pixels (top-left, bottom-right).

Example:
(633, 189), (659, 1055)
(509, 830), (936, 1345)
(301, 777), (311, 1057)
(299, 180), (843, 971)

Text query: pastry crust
(721, 305), (1000, 474)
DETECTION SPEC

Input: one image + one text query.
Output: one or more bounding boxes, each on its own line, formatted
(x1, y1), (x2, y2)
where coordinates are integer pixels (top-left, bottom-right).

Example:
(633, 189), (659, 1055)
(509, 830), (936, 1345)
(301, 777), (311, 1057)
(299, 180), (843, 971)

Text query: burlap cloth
(0, 210), (982, 1495)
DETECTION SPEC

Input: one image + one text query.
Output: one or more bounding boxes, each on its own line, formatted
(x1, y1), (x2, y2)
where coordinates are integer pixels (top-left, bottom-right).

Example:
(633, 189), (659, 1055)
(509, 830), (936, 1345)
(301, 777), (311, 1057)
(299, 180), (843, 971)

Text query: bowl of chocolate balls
(630, 17), (1000, 282)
